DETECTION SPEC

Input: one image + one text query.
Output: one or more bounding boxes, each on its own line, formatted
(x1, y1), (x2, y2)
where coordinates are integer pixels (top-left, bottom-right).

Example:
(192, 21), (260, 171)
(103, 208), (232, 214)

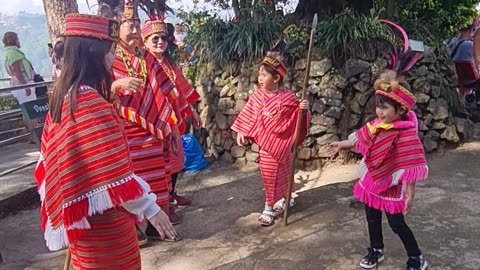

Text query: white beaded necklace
(262, 89), (282, 120)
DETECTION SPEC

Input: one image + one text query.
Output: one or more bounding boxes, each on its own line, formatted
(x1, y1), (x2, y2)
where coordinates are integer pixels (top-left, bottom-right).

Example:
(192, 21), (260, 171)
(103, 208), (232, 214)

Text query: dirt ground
(2, 141), (480, 270)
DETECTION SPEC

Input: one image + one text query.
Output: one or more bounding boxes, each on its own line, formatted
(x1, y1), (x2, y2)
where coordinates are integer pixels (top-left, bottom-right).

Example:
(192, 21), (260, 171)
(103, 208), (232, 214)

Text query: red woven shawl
(112, 49), (177, 140)
(231, 89), (310, 161)
(356, 111), (427, 183)
(34, 86), (143, 251)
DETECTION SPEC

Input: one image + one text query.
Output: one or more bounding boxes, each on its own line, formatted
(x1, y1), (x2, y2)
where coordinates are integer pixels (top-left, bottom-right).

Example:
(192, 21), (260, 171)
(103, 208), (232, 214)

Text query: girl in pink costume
(328, 65), (429, 270)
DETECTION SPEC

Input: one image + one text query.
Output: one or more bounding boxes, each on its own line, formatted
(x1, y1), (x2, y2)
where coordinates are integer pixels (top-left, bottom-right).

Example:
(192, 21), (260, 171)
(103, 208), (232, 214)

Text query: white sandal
(258, 208), (275, 226)
(273, 198), (295, 213)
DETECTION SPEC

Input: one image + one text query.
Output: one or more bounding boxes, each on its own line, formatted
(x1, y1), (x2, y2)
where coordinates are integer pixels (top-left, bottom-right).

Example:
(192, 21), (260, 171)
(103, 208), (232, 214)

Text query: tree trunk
(290, 0), (343, 22)
(349, 0), (373, 14)
(42, 0), (78, 42)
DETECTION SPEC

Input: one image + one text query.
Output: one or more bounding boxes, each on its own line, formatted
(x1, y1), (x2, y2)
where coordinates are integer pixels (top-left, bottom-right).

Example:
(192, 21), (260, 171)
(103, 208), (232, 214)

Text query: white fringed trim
(390, 169), (405, 187)
(44, 218), (69, 251)
(67, 217), (91, 230)
(62, 175), (135, 209)
(43, 174), (145, 251)
(44, 217), (91, 252)
(38, 180), (46, 202)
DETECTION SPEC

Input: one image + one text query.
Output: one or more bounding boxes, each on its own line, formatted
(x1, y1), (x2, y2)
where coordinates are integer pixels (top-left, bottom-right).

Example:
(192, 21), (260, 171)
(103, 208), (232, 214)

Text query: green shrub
(185, 12), (281, 65)
(0, 96), (19, 111)
(315, 10), (399, 65)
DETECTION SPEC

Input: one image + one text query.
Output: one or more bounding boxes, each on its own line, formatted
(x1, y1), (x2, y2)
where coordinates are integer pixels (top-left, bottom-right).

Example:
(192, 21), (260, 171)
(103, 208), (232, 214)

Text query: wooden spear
(283, 13), (318, 226)
(63, 248), (71, 270)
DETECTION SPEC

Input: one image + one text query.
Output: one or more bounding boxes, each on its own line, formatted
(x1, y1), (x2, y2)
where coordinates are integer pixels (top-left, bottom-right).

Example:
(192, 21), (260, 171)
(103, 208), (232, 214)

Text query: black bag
(33, 74), (48, 98)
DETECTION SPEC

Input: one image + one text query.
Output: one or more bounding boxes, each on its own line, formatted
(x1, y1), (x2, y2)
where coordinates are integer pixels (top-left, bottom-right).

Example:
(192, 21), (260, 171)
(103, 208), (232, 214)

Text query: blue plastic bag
(181, 133), (208, 173)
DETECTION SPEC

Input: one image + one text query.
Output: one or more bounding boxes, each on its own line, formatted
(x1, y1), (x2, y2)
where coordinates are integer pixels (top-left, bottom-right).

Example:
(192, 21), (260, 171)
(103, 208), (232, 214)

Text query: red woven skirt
(259, 149), (293, 207)
(69, 209), (140, 270)
(124, 122), (173, 205)
(170, 134), (185, 174)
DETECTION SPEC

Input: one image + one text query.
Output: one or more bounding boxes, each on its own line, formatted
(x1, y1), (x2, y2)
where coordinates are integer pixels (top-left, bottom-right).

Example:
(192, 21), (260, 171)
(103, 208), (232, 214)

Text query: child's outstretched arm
(404, 183), (416, 215)
(327, 140), (354, 157)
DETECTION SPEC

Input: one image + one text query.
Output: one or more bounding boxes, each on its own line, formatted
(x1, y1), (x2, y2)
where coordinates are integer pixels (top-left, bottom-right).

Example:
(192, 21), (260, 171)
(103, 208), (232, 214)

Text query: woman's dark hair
(260, 63), (284, 84)
(50, 37), (113, 123)
(53, 41), (65, 63)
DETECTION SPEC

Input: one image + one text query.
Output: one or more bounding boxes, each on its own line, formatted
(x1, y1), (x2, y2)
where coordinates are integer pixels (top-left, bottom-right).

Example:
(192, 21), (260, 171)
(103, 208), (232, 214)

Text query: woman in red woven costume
(33, 14), (177, 270)
(110, 1), (185, 240)
(141, 14), (202, 224)
(231, 53), (310, 226)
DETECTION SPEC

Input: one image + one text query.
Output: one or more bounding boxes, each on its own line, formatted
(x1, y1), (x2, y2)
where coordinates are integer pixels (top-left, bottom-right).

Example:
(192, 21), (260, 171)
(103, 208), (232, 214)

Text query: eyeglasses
(151, 35), (168, 43)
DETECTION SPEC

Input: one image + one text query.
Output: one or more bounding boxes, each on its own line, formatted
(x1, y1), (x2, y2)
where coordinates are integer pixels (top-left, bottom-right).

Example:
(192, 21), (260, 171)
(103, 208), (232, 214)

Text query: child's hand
(299, 100), (309, 110)
(236, 133), (246, 146)
(327, 141), (341, 157)
(404, 196), (414, 215)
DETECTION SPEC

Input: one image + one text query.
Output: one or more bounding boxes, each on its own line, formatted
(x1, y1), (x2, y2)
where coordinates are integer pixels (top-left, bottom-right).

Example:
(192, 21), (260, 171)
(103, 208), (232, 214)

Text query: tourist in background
(51, 41), (64, 80)
(3, 31), (36, 104)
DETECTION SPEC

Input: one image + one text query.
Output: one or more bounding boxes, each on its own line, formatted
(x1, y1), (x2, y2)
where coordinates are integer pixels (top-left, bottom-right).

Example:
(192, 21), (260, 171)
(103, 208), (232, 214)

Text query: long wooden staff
(283, 14), (318, 226)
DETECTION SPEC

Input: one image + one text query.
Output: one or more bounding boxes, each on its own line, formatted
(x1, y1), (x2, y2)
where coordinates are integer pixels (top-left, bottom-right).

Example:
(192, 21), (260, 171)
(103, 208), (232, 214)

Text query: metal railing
(0, 79), (53, 148)
(0, 80), (54, 94)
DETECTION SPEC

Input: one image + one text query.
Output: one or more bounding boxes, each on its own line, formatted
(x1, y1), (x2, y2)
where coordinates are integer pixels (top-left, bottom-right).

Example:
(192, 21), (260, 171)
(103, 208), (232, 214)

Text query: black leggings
(365, 205), (421, 257)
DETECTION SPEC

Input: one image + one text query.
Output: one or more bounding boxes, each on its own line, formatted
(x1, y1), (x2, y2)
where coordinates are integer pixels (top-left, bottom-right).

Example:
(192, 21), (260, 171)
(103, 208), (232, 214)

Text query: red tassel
(33, 160), (45, 187)
(63, 199), (89, 228)
(108, 178), (144, 206)
(40, 204), (47, 232)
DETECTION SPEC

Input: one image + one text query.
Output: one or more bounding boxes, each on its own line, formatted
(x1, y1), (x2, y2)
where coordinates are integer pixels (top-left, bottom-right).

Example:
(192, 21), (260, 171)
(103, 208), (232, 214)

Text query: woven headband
(375, 82), (416, 111)
(65, 14), (119, 42)
(261, 56), (287, 78)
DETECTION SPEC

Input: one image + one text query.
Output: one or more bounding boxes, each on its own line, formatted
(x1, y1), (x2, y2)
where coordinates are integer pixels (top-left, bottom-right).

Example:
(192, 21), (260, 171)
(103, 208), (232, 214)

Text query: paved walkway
(0, 143), (38, 202)
(1, 142), (480, 269)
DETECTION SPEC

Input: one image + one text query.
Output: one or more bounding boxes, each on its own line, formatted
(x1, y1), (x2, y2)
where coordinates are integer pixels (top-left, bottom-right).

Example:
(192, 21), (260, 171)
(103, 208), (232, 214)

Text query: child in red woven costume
(328, 66), (429, 270)
(231, 53), (310, 226)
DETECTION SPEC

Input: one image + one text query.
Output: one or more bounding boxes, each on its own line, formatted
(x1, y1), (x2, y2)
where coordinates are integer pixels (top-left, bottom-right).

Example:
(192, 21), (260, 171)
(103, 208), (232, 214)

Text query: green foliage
(315, 10), (398, 65)
(0, 96), (19, 110)
(184, 12), (282, 65)
(373, 0), (480, 56)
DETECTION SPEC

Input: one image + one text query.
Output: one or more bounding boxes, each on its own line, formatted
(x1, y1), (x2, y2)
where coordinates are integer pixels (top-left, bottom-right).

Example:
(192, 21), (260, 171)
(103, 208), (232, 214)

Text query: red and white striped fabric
(65, 14), (119, 42)
(351, 111), (429, 214)
(122, 122), (173, 205)
(112, 50), (178, 142)
(69, 208), (141, 270)
(231, 89), (310, 161)
(34, 86), (144, 252)
(231, 89), (310, 206)
(157, 56), (200, 173)
(259, 150), (293, 206)
(113, 49), (182, 204)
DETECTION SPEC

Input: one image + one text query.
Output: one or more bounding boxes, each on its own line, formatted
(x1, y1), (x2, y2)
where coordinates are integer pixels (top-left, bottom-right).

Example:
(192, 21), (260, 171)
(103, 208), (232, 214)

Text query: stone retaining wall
(193, 47), (472, 169)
